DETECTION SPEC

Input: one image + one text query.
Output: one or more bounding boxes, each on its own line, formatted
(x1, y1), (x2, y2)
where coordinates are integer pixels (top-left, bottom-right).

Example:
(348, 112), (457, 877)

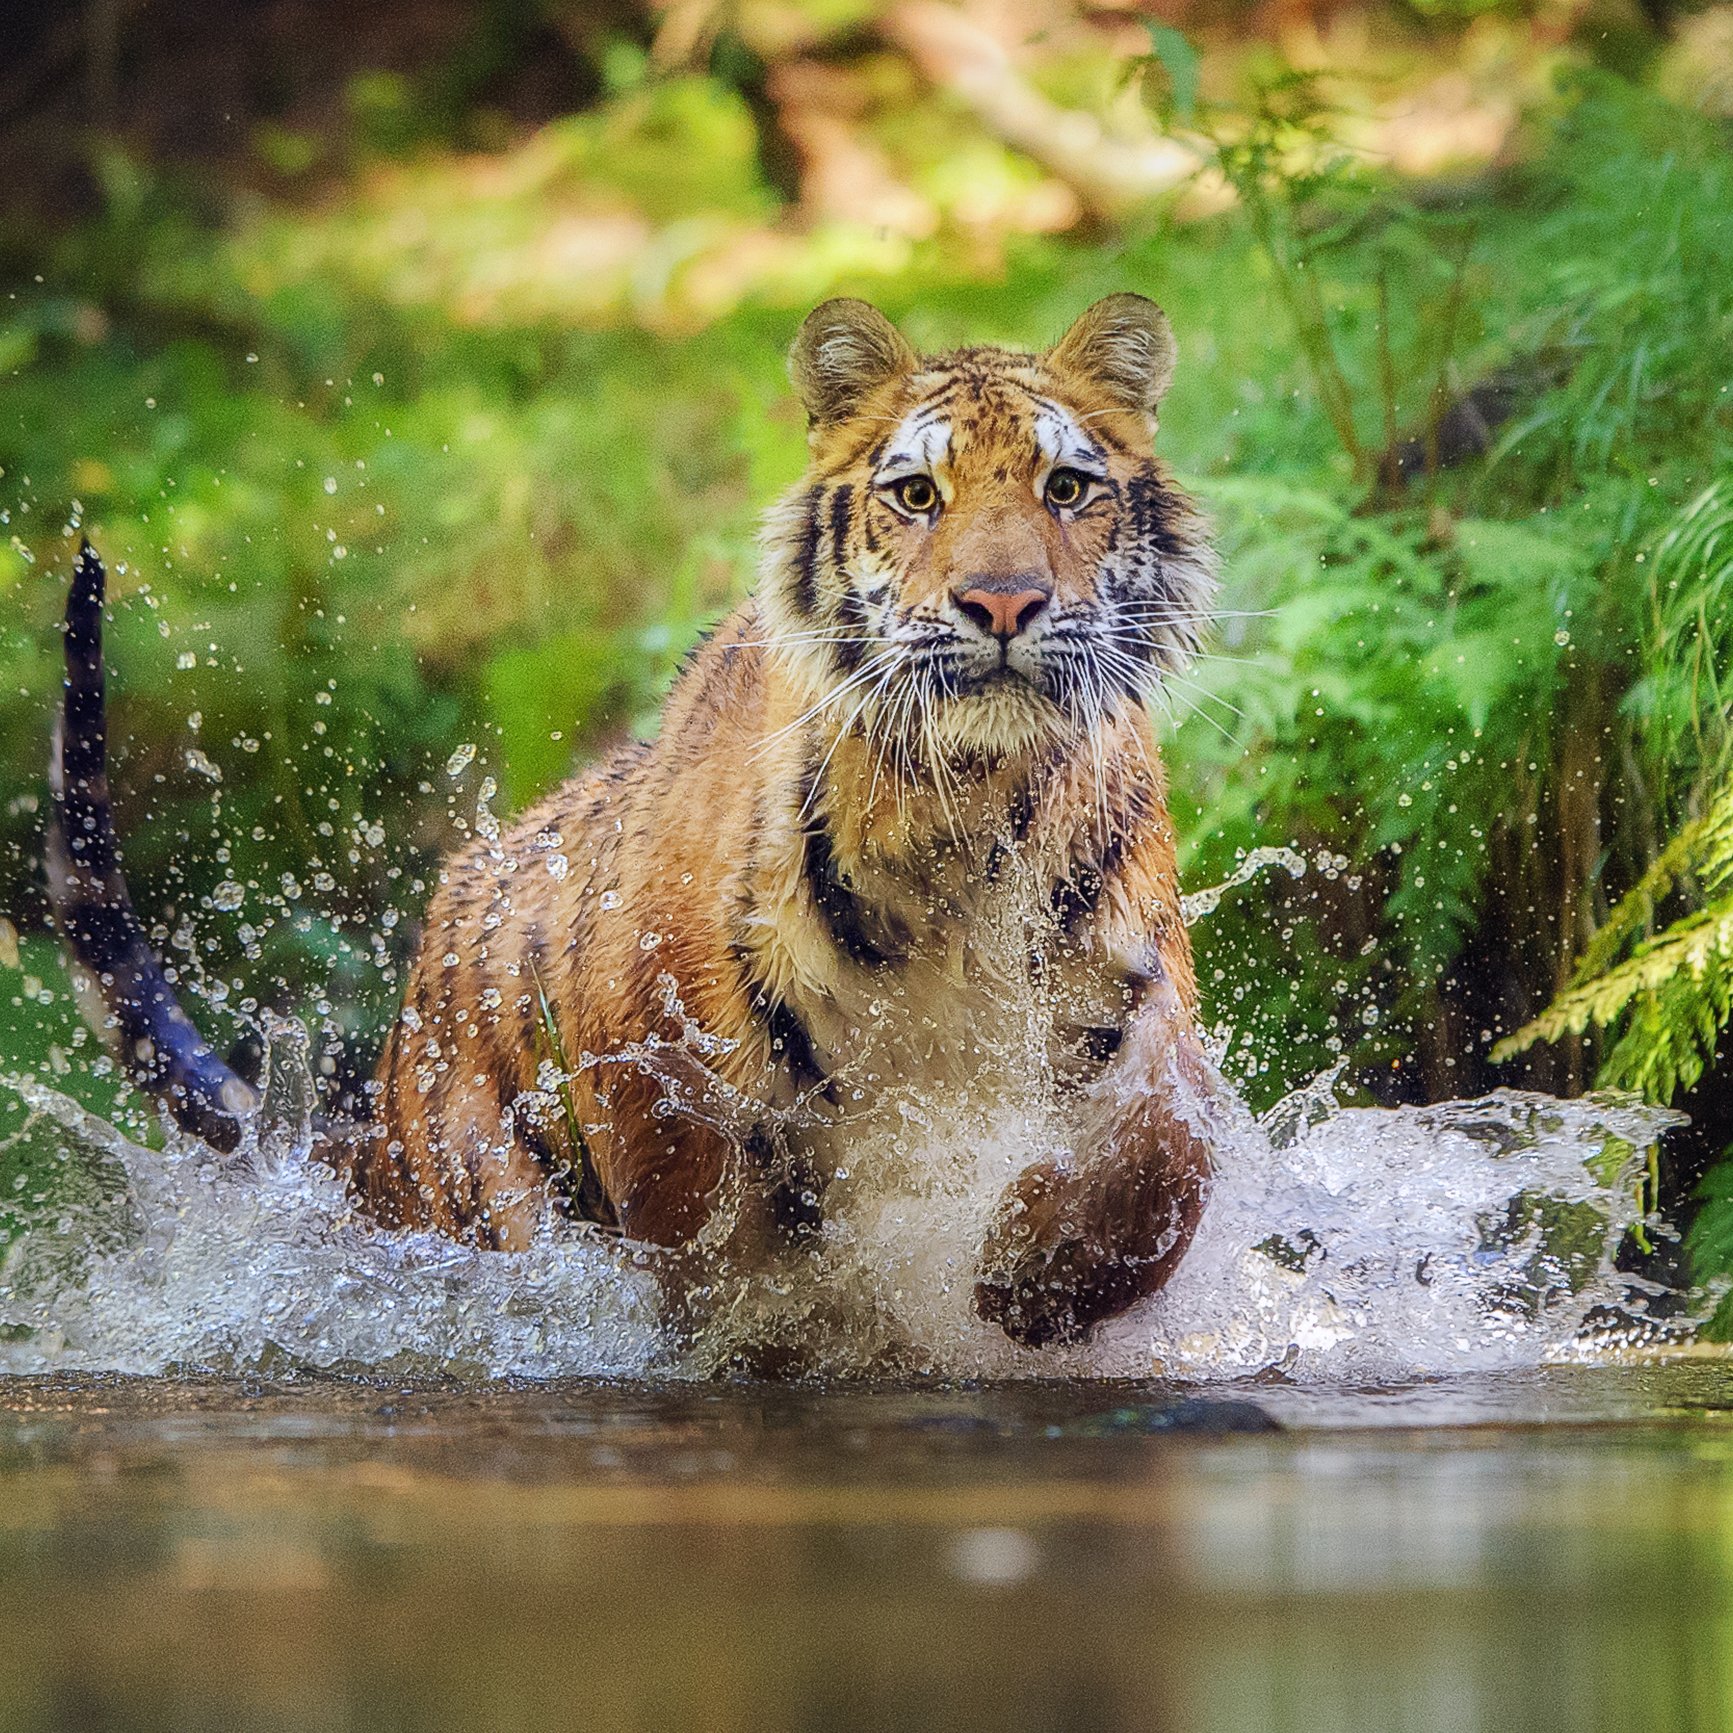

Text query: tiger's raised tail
(46, 539), (260, 1150)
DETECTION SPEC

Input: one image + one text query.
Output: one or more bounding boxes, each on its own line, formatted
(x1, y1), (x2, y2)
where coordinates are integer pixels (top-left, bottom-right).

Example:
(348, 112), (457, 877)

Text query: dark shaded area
(0, 0), (650, 233)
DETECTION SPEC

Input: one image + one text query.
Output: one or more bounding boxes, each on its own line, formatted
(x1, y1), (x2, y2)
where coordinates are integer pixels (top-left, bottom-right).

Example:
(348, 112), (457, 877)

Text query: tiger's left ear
(1047, 293), (1178, 422)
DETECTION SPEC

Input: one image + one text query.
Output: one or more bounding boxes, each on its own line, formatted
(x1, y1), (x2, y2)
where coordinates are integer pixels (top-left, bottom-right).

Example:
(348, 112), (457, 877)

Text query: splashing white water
(0, 1012), (1687, 1380)
(1179, 845), (1307, 923)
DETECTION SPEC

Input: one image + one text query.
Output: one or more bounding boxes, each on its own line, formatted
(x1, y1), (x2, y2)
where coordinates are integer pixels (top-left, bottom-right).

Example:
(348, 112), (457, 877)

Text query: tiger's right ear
(789, 299), (916, 429)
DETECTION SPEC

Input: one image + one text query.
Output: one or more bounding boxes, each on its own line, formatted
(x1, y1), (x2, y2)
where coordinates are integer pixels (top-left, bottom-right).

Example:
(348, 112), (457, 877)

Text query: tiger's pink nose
(953, 579), (1053, 641)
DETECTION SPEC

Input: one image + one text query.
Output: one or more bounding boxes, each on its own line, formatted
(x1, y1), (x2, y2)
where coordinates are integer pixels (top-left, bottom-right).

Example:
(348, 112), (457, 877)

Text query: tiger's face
(766, 295), (1217, 762)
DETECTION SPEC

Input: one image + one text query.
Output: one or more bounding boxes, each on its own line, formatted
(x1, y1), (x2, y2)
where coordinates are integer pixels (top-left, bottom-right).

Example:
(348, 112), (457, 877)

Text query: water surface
(5, 1364), (1733, 1731)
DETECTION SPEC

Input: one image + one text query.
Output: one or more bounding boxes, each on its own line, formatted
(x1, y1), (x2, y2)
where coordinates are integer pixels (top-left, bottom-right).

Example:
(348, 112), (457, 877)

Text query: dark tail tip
(47, 539), (260, 1151)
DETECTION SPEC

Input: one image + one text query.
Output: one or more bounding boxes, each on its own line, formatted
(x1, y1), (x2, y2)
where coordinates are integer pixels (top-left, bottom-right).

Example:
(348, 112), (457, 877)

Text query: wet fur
(51, 296), (1226, 1347)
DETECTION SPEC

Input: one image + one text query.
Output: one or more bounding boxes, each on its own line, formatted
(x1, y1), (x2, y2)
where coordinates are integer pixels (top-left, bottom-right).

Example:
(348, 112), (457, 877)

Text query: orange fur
(352, 295), (1225, 1344)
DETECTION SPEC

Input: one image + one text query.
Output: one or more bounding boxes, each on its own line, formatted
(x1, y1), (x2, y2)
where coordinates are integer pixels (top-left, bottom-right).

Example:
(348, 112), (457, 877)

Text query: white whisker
(749, 649), (902, 763)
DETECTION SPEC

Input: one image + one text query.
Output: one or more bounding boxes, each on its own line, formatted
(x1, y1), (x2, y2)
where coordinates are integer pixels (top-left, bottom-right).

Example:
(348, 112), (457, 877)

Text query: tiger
(49, 292), (1227, 1348)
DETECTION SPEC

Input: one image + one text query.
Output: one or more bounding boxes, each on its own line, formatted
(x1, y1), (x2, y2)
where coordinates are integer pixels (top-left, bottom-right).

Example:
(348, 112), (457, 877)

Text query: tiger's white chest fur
(764, 843), (1135, 1168)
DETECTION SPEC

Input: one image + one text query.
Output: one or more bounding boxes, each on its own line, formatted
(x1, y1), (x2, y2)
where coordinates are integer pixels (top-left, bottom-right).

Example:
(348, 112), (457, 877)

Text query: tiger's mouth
(950, 660), (1050, 701)
(960, 663), (1026, 689)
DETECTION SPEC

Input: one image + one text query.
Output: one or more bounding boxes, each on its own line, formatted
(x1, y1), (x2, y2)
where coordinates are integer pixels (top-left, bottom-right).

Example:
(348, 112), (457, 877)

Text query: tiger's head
(763, 294), (1217, 765)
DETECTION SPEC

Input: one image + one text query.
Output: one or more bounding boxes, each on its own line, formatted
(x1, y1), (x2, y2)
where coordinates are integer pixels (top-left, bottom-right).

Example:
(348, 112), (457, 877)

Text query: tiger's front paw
(973, 1140), (1207, 1348)
(973, 1161), (1146, 1348)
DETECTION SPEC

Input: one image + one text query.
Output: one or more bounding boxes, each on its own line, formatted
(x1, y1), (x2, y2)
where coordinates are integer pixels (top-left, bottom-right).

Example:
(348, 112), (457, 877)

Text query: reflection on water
(3, 1367), (1733, 1732)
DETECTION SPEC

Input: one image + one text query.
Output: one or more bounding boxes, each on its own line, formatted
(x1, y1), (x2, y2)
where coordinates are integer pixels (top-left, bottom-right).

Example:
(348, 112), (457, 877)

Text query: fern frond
(1601, 940), (1733, 1100)
(1642, 481), (1733, 812)
(1493, 890), (1733, 1072)
(1573, 777), (1733, 982)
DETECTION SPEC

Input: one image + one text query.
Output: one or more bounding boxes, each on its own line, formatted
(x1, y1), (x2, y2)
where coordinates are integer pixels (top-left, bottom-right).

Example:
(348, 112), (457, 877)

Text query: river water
(0, 1044), (1695, 1382)
(2, 860), (1728, 1726)
(4, 1365), (1733, 1731)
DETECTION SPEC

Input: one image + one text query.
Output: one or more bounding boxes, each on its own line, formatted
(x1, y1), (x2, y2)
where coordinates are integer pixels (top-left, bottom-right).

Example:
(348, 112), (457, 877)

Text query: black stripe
(1125, 470), (1184, 558)
(804, 814), (894, 968)
(790, 485), (824, 617)
(835, 589), (867, 673)
(830, 487), (870, 676)
(747, 976), (829, 1097)
(1051, 788), (1150, 934)
(828, 482), (853, 575)
(1090, 420), (1131, 455)
(801, 769), (903, 969)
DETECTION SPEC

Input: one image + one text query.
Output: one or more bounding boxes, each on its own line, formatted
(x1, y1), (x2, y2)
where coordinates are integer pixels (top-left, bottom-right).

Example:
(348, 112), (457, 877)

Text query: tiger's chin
(927, 672), (1075, 761)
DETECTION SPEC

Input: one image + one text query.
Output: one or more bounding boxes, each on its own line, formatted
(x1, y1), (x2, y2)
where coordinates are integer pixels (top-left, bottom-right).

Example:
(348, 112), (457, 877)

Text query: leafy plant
(1492, 477), (1733, 1312)
(1492, 776), (1733, 1100)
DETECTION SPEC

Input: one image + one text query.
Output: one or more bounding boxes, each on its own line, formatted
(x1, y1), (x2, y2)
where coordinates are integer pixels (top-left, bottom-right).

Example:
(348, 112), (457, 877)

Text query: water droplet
(185, 748), (222, 782)
(176, 650), (197, 670)
(599, 890), (622, 912)
(211, 881), (245, 912)
(639, 932), (663, 951)
(546, 853), (570, 880)
(445, 743), (477, 778)
(323, 477), (338, 495)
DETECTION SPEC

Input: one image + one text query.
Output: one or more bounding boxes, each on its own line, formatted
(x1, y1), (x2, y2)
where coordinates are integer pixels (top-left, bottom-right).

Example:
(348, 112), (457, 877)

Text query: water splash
(1180, 846), (1307, 924)
(0, 1026), (661, 1378)
(0, 1016), (1689, 1380)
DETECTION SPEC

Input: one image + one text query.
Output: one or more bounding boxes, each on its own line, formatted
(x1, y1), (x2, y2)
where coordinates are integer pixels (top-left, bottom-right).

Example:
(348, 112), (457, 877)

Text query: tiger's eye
(1045, 468), (1087, 509)
(893, 475), (938, 514)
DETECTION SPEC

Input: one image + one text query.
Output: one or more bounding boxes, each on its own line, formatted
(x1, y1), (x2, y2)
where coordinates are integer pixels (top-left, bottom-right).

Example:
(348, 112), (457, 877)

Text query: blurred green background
(1, 0), (1731, 1271)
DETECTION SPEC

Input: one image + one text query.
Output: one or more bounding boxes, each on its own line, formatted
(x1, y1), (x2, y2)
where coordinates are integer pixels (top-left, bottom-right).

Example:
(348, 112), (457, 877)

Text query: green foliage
(1687, 1156), (1733, 1340)
(0, 933), (161, 1261)
(1140, 25), (1202, 127)
(1490, 473), (1733, 1305)
(0, 52), (1729, 1167)
(1632, 482), (1733, 818)
(1147, 71), (1733, 1103)
(1493, 776), (1733, 1098)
